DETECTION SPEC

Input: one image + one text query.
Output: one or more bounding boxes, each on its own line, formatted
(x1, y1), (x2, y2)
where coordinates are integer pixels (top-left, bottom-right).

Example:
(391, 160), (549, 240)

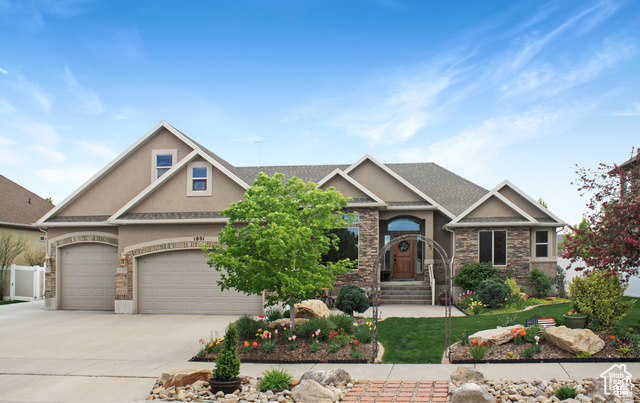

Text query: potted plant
(209, 323), (242, 394)
(563, 310), (587, 329)
(438, 289), (452, 306)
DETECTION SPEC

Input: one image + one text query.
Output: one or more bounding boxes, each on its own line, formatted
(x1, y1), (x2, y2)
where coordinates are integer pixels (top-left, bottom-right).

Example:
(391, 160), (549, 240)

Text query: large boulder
(300, 369), (351, 385)
(272, 318), (308, 328)
(450, 366), (484, 383)
(159, 368), (212, 389)
(295, 300), (331, 319)
(544, 326), (605, 355)
(467, 324), (524, 346)
(291, 379), (339, 403)
(451, 382), (496, 403)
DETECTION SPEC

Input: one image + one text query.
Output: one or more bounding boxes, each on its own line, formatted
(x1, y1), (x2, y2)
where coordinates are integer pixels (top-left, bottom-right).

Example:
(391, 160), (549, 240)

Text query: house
(0, 174), (53, 264)
(37, 121), (566, 314)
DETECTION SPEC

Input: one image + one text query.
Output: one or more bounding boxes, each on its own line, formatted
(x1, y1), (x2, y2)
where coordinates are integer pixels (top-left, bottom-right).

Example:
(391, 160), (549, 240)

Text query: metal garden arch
(369, 234), (454, 362)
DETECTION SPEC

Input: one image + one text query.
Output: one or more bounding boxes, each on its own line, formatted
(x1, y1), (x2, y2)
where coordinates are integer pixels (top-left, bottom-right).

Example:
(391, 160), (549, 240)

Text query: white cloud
(35, 166), (96, 188)
(0, 98), (15, 114)
(72, 140), (118, 160)
(397, 108), (566, 178)
(15, 121), (59, 144)
(0, 67), (7, 74)
(63, 67), (104, 114)
(332, 73), (452, 145)
(0, 148), (25, 165)
(31, 144), (66, 162)
(612, 102), (640, 116)
(0, 136), (16, 146)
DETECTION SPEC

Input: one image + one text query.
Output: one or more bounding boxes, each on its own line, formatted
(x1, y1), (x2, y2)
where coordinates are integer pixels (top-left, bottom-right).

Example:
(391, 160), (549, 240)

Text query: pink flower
(275, 329), (278, 334)
(199, 338), (203, 343)
(293, 335), (297, 340)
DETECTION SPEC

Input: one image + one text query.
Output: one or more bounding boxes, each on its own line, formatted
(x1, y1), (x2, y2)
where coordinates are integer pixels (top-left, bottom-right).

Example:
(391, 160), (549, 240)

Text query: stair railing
(428, 263), (435, 305)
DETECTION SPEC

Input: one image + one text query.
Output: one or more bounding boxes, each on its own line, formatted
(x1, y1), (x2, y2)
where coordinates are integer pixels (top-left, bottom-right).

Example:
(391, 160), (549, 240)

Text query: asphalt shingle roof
(0, 175), (54, 226)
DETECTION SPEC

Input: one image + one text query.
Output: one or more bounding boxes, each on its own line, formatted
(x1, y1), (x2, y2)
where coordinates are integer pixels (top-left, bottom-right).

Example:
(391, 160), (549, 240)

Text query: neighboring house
(0, 174), (53, 264)
(37, 121), (566, 315)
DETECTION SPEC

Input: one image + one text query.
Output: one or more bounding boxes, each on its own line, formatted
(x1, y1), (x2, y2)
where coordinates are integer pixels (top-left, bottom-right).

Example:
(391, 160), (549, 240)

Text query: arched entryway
(381, 217), (428, 282)
(369, 234), (453, 362)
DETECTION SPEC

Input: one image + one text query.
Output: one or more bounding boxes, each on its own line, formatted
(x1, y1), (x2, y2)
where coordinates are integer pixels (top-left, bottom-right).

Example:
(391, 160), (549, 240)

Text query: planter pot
(208, 378), (242, 394)
(439, 295), (452, 306)
(563, 313), (587, 329)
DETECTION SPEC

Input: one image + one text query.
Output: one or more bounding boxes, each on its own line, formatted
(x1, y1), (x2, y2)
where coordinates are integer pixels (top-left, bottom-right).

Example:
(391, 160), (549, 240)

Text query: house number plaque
(193, 236), (205, 241)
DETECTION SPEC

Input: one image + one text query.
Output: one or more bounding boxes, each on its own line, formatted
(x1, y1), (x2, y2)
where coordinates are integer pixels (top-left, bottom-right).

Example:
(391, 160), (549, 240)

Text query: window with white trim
(187, 161), (212, 196)
(535, 230), (549, 258)
(479, 230), (507, 265)
(152, 149), (177, 180)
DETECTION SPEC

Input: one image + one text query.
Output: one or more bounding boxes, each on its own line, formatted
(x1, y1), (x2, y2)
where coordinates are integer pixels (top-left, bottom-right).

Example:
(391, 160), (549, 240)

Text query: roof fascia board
(499, 180), (567, 226)
(317, 168), (385, 204)
(344, 154), (455, 219)
(0, 222), (37, 229)
(113, 218), (230, 225)
(37, 121), (189, 225)
(385, 205), (438, 211)
(37, 222), (112, 228)
(196, 148), (249, 190)
(348, 202), (386, 208)
(445, 222), (565, 229)
(108, 150), (199, 222)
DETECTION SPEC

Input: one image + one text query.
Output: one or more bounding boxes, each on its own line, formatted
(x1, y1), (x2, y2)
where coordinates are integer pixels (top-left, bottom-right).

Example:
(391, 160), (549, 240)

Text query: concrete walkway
(1, 300), (638, 402)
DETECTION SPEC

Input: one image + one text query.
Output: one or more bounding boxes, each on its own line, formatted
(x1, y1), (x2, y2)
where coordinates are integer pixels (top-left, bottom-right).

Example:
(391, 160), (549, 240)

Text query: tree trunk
(289, 302), (296, 331)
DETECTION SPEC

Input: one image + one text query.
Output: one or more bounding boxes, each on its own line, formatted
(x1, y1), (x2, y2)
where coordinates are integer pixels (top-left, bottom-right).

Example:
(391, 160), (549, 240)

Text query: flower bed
(190, 314), (374, 364)
(449, 329), (640, 363)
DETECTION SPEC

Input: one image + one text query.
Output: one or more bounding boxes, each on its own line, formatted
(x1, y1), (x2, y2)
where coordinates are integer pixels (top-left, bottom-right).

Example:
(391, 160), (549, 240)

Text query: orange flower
(609, 335), (616, 339)
(519, 330), (526, 337)
(243, 341), (249, 347)
(472, 339), (478, 344)
(510, 329), (518, 334)
(252, 341), (258, 347)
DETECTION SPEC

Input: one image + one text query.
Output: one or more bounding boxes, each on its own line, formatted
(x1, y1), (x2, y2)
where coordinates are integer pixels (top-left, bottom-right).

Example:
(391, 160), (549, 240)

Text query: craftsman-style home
(37, 121), (565, 314)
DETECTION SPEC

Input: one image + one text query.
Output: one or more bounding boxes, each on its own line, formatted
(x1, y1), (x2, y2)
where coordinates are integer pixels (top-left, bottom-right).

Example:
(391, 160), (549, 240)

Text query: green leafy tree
(204, 172), (355, 329)
(0, 233), (28, 300)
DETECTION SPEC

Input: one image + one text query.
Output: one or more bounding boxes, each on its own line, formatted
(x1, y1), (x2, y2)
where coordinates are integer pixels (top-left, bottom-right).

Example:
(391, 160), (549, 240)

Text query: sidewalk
(1, 300), (638, 402)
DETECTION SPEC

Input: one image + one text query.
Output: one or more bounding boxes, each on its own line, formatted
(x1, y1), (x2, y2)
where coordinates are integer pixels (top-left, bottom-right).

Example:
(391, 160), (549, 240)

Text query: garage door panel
(61, 243), (117, 311)
(138, 250), (262, 314)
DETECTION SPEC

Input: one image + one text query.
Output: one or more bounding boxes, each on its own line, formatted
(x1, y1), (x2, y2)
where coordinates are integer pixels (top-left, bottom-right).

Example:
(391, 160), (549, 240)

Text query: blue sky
(1, 0), (638, 227)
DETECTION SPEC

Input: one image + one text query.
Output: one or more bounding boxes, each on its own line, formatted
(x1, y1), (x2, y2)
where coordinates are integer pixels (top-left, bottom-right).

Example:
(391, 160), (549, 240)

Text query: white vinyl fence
(1, 264), (45, 301)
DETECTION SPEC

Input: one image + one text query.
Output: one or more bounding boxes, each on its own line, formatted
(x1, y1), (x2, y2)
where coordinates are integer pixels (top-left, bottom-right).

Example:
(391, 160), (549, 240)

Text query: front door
(392, 239), (414, 279)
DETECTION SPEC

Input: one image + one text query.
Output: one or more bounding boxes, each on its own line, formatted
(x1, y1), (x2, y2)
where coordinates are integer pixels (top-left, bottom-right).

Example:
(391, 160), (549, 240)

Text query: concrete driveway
(2, 300), (640, 402)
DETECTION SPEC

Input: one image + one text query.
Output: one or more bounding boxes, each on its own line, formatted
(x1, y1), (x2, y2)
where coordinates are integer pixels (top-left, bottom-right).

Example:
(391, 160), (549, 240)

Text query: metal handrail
(428, 263), (435, 305)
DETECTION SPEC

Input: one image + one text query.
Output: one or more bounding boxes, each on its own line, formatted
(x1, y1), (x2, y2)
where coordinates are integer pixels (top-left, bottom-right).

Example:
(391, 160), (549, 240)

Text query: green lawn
(377, 298), (640, 363)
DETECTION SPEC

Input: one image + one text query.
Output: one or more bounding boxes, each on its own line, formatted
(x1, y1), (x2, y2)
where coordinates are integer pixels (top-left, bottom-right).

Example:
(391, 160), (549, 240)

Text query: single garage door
(137, 250), (263, 314)
(60, 243), (117, 310)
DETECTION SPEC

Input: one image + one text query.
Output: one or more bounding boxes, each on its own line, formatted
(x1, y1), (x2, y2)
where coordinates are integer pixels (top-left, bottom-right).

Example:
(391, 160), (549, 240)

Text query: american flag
(525, 318), (556, 330)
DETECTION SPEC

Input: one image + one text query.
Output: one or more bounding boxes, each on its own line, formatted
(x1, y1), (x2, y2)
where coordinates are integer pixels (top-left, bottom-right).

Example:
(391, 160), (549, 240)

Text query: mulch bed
(190, 337), (373, 364)
(450, 331), (640, 363)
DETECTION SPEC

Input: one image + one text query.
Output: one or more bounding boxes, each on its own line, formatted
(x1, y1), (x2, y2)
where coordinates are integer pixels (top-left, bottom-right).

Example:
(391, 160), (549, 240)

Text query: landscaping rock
(544, 326), (605, 355)
(160, 368), (212, 389)
(300, 369), (351, 385)
(452, 382), (496, 403)
(294, 300), (331, 319)
(450, 366), (484, 383)
(291, 379), (338, 403)
(272, 318), (308, 328)
(467, 324), (524, 346)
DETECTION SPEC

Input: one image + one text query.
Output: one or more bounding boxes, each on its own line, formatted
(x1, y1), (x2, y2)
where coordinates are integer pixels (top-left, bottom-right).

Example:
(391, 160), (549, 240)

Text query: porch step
(380, 282), (432, 305)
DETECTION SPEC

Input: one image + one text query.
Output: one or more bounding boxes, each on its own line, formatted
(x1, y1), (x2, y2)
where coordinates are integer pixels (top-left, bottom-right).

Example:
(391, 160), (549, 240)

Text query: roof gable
(317, 169), (385, 206)
(447, 180), (566, 227)
(0, 175), (54, 226)
(108, 149), (248, 223)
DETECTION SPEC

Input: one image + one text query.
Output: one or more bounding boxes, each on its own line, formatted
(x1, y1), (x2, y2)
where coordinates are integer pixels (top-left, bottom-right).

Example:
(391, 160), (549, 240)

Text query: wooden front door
(392, 239), (414, 279)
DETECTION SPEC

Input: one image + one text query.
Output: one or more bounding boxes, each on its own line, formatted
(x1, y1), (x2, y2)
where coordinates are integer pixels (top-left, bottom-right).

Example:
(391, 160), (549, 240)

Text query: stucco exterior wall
(58, 129), (193, 217)
(321, 176), (369, 198)
(348, 160), (423, 202)
(0, 226), (46, 266)
(467, 196), (523, 218)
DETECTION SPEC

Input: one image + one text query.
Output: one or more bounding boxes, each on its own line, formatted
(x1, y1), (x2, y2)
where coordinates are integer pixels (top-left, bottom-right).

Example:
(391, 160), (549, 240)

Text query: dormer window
(152, 149), (177, 181)
(187, 161), (212, 196)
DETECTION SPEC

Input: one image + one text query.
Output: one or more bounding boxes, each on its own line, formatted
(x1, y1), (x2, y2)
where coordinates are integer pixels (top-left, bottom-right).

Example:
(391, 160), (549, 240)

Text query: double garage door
(60, 245), (261, 315)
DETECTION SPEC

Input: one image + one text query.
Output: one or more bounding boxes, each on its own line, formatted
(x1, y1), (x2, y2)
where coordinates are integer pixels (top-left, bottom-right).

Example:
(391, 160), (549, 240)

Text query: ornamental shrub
(298, 316), (336, 341)
(505, 278), (521, 300)
(477, 277), (509, 309)
(212, 323), (241, 381)
(454, 262), (498, 291)
(528, 268), (552, 298)
(569, 270), (635, 331)
(335, 284), (370, 316)
(235, 315), (268, 340)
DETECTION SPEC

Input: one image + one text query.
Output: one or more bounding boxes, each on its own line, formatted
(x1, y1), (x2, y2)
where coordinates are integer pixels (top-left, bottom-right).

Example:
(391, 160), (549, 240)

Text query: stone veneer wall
(454, 226), (531, 282)
(334, 208), (379, 288)
(45, 234), (119, 300)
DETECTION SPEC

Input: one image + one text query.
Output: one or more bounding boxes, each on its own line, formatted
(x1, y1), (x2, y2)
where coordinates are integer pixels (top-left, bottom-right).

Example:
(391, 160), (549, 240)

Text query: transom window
(479, 230), (507, 265)
(535, 230), (549, 258)
(388, 219), (420, 231)
(187, 161), (212, 196)
(152, 149), (177, 181)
